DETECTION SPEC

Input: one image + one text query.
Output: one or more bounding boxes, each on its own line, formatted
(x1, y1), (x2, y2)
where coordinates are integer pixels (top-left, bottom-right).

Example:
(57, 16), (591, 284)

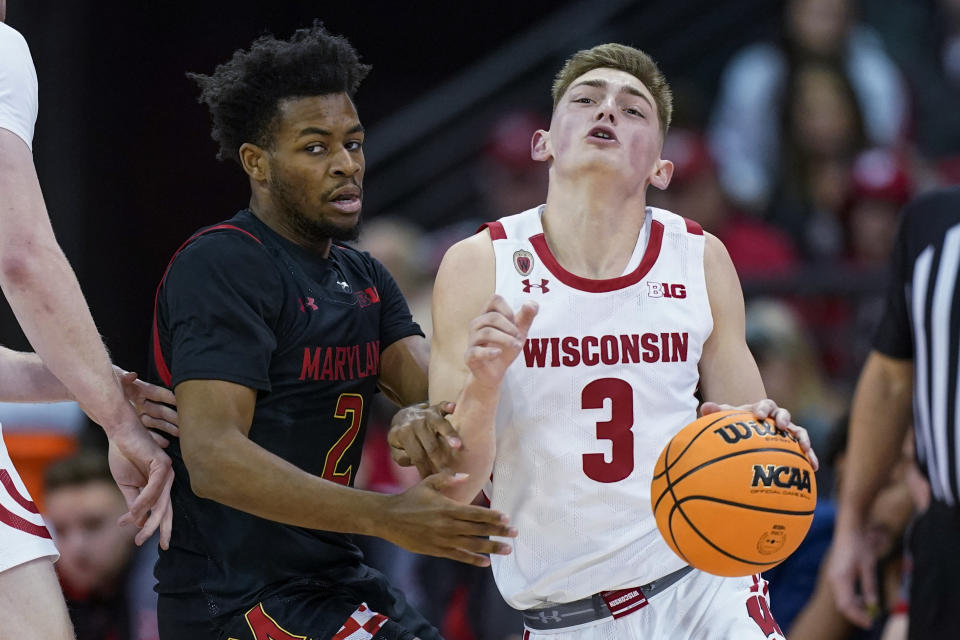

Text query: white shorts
(0, 424), (58, 573)
(523, 572), (785, 640)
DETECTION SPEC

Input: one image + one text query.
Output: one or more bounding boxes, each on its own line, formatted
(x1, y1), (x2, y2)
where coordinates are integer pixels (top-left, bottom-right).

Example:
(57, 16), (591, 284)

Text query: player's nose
(594, 99), (617, 124)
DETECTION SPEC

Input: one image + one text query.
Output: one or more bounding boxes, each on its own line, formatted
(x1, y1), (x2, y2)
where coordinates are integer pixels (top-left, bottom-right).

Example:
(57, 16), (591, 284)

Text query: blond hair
(551, 43), (672, 136)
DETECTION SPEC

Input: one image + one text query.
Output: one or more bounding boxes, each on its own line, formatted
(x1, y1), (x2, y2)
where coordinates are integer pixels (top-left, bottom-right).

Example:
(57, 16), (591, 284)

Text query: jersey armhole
(683, 218), (704, 236)
(477, 221), (507, 240)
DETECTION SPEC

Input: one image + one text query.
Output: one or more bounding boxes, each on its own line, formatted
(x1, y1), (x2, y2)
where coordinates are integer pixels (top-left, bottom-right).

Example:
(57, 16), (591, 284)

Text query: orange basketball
(650, 409), (817, 577)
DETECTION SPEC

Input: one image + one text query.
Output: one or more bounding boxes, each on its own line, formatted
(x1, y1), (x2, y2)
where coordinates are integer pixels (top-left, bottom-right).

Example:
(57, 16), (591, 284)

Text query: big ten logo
(646, 282), (686, 298)
(751, 464), (813, 493)
(712, 419), (791, 445)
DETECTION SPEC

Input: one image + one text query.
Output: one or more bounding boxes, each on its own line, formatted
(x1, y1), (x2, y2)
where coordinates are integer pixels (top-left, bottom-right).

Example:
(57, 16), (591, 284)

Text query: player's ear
(649, 158), (674, 190)
(239, 143), (269, 182)
(531, 129), (551, 163)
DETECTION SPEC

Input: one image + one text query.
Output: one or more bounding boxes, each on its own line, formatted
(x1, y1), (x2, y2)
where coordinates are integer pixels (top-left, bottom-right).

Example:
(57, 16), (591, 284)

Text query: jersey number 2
(321, 393), (364, 486)
(581, 378), (634, 482)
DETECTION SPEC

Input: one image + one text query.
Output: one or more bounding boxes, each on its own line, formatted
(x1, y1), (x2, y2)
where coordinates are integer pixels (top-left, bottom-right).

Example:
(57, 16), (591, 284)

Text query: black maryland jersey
(151, 209), (422, 621)
(874, 187), (960, 506)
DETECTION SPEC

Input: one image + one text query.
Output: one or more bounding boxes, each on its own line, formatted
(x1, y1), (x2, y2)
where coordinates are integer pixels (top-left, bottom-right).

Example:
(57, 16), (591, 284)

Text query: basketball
(651, 409), (817, 577)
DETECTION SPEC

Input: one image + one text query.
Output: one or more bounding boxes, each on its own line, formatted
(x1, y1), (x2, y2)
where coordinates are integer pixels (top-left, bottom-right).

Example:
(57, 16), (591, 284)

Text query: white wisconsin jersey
(484, 205), (713, 610)
(0, 22), (38, 149)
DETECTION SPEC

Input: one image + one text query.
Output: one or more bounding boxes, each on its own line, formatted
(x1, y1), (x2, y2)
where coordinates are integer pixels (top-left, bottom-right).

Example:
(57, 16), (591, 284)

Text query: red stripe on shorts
(1, 469), (39, 514)
(0, 502), (51, 539)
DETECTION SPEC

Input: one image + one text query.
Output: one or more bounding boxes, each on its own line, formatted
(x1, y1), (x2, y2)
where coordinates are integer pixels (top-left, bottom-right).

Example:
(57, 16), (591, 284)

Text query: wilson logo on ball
(751, 464), (812, 492)
(712, 419), (787, 444)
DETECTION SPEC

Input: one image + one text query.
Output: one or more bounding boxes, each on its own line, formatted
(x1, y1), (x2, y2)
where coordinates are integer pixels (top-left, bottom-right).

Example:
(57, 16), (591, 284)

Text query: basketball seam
(667, 497), (792, 569)
(676, 494), (816, 517)
(652, 446), (812, 514)
(652, 410), (756, 480)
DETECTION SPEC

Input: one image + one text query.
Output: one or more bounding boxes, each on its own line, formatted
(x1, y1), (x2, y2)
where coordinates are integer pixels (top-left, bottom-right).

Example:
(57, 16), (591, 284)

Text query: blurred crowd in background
(2, 0), (959, 639)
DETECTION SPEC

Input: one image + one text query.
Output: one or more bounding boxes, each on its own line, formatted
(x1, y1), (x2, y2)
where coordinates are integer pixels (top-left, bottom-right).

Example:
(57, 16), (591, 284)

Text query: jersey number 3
(321, 393), (364, 486)
(582, 378), (634, 483)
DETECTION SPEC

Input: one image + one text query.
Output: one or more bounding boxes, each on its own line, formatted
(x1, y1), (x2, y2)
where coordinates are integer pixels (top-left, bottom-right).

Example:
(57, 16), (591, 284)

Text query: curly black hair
(188, 21), (371, 163)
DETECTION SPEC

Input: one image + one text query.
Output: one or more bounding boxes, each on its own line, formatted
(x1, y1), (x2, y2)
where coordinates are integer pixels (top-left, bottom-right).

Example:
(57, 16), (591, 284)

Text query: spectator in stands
(651, 127), (799, 279)
(708, 0), (907, 213)
(844, 148), (912, 269)
(841, 148), (914, 368)
(476, 109), (550, 221)
(860, 0), (960, 171)
(768, 59), (867, 259)
(44, 451), (159, 640)
(745, 299), (845, 456)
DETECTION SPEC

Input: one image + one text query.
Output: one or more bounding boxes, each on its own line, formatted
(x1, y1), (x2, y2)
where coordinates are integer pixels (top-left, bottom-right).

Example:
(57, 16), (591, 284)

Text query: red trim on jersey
(0, 469), (39, 514)
(683, 217), (703, 236)
(523, 631), (530, 640)
(478, 221), (507, 240)
(151, 224), (263, 387)
(528, 219), (664, 293)
(0, 503), (51, 539)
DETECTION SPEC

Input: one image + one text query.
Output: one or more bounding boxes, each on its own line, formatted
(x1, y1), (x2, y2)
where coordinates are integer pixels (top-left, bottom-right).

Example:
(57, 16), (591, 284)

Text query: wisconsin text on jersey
(523, 332), (689, 367)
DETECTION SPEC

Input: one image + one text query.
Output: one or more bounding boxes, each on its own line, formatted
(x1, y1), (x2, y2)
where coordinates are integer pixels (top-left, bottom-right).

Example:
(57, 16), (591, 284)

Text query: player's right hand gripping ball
(650, 409), (817, 577)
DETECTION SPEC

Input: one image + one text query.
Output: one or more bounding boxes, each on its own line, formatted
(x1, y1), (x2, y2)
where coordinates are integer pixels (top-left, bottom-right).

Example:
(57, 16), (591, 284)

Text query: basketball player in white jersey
(0, 3), (177, 637)
(419, 44), (820, 639)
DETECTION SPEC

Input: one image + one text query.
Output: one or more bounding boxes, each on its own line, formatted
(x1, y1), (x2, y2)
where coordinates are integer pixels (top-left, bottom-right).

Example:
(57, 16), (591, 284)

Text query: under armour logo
(299, 297), (319, 312)
(522, 278), (550, 293)
(337, 280), (350, 291)
(536, 610), (562, 624)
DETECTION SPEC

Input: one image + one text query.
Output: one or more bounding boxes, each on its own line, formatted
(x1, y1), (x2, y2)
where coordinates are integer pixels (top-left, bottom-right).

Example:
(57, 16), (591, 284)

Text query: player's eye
(305, 143), (326, 154)
(345, 140), (364, 152)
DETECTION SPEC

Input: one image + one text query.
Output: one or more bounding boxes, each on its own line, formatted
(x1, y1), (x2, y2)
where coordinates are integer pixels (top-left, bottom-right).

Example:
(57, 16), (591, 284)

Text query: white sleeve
(0, 23), (39, 149)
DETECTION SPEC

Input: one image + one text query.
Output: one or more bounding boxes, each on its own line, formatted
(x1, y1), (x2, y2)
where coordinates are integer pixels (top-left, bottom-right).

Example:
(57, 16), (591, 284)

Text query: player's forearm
(183, 428), (389, 535)
(836, 352), (913, 532)
(441, 374), (500, 503)
(0, 347), (72, 402)
(0, 146), (136, 435)
(378, 336), (430, 407)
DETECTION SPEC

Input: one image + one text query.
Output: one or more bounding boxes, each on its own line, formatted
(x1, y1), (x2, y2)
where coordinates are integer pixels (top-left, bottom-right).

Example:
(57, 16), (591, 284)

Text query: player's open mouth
(587, 125), (618, 144)
(329, 188), (362, 213)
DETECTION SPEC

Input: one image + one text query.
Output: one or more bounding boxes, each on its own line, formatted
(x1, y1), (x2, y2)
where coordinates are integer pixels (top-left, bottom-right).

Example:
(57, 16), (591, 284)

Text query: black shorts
(907, 499), (960, 639)
(158, 567), (442, 640)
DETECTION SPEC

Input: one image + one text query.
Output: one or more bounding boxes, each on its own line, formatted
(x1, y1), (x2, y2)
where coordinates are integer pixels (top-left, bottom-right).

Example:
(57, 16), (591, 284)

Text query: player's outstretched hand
(388, 401), (460, 477)
(465, 295), (538, 389)
(701, 399), (819, 471)
(109, 423), (175, 549)
(381, 469), (517, 567)
(825, 528), (879, 629)
(115, 366), (179, 438)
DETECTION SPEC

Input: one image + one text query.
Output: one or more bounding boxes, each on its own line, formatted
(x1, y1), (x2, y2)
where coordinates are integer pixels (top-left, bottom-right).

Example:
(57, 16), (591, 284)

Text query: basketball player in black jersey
(151, 24), (516, 640)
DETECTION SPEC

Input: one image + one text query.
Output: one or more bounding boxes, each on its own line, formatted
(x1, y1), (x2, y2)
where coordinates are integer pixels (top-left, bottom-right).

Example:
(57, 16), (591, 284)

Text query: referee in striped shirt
(828, 186), (960, 637)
